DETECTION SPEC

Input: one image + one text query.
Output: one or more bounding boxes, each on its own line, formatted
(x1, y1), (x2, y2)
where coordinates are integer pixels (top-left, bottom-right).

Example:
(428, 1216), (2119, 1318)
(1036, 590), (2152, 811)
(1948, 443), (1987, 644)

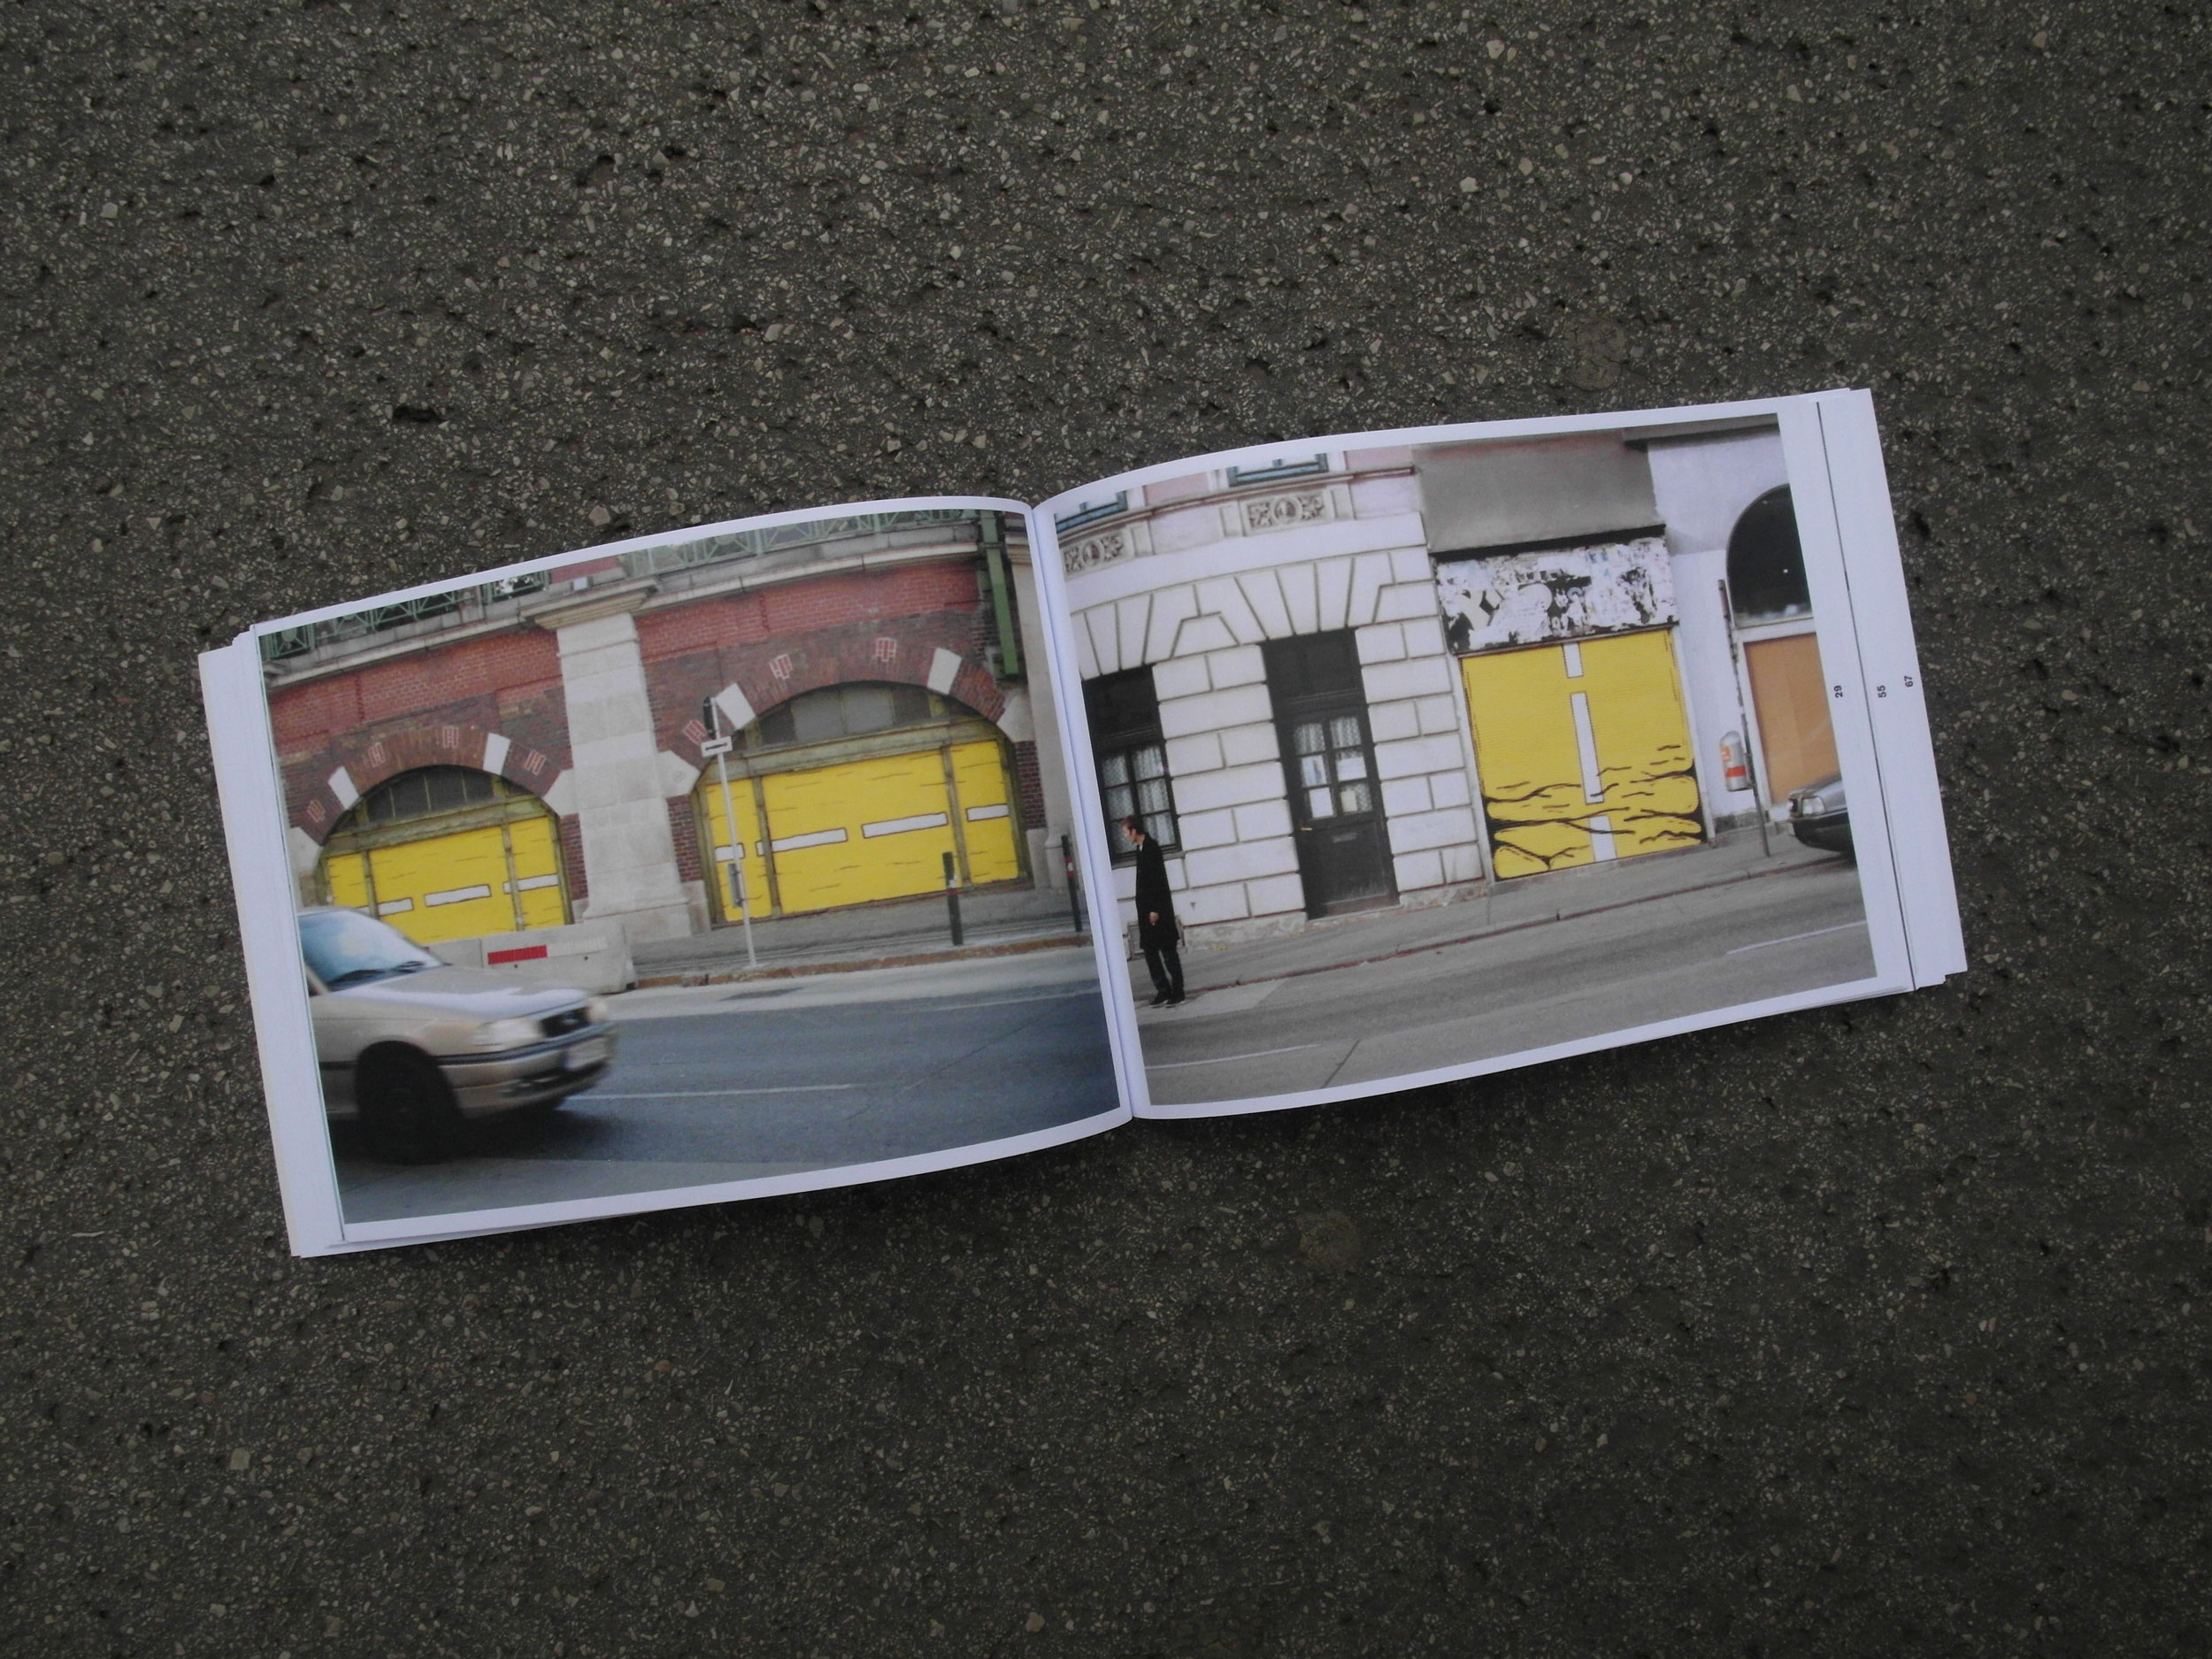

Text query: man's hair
(1122, 816), (1143, 836)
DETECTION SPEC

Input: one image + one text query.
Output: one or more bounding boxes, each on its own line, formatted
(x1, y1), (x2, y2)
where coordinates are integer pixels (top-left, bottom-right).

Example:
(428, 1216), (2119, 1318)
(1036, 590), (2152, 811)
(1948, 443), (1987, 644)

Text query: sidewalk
(1152, 830), (1848, 996)
(631, 881), (1092, 985)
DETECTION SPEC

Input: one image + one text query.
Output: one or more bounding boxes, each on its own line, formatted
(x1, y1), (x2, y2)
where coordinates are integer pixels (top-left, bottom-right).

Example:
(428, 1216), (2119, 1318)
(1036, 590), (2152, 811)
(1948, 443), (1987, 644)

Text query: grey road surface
(338, 951), (1118, 1224)
(1139, 858), (1873, 1106)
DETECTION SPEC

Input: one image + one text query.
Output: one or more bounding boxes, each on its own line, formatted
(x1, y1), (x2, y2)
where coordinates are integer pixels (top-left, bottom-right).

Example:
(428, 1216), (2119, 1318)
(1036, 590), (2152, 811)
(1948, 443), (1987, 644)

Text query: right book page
(1027, 393), (1961, 1119)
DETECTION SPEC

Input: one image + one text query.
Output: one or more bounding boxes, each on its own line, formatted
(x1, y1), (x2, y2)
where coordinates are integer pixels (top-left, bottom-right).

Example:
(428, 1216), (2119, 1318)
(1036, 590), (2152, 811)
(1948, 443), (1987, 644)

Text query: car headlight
(584, 997), (611, 1026)
(469, 1016), (543, 1051)
(1795, 793), (1824, 817)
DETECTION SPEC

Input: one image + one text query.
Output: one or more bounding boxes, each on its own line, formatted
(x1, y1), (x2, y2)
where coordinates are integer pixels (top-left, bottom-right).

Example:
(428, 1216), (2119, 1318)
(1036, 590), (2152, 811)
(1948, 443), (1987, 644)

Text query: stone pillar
(538, 587), (698, 945)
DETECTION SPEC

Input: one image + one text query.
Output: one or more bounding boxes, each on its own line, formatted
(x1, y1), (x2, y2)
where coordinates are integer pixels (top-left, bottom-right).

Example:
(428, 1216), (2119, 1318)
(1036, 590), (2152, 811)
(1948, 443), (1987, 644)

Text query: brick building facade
(267, 511), (1070, 956)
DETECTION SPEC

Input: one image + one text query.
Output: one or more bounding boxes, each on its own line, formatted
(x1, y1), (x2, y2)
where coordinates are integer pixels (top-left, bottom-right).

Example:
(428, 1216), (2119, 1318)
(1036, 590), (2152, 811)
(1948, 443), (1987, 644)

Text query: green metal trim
(979, 513), (1023, 681)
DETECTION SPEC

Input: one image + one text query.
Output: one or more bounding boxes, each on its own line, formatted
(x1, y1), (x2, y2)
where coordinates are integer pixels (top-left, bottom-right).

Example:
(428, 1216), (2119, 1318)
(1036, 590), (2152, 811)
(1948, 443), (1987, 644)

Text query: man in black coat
(1124, 816), (1184, 1006)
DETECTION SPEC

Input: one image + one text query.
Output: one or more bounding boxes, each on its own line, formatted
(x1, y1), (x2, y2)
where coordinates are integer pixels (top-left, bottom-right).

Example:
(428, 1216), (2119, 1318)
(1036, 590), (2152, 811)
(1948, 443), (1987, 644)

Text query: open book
(200, 390), (1964, 1256)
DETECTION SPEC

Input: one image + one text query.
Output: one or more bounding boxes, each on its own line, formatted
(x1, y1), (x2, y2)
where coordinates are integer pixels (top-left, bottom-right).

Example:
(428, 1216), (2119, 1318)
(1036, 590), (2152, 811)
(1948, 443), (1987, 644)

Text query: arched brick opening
(287, 723), (563, 845)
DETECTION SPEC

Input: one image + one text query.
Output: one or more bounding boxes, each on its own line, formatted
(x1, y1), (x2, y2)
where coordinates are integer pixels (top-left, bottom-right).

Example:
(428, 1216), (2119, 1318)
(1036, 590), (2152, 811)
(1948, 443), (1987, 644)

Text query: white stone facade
(1064, 426), (1806, 944)
(1066, 457), (1488, 944)
(544, 599), (701, 944)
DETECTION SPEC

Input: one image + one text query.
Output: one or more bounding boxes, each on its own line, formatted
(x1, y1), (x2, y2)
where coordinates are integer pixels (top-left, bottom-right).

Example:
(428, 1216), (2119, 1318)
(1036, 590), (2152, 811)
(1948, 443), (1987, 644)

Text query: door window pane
(1308, 787), (1335, 818)
(1338, 780), (1374, 814)
(1329, 715), (1362, 750)
(1336, 749), (1369, 781)
(1294, 721), (1326, 755)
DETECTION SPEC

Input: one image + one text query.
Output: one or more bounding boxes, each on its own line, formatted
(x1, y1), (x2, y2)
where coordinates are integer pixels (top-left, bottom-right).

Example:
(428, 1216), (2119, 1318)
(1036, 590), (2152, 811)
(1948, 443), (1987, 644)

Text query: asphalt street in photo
(337, 951), (1118, 1224)
(1140, 856), (1872, 1104)
(8, 4), (2207, 1656)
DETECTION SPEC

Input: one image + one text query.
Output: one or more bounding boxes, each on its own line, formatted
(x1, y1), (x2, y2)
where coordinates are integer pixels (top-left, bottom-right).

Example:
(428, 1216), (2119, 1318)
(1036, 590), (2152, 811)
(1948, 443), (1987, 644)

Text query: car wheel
(357, 1046), (465, 1164)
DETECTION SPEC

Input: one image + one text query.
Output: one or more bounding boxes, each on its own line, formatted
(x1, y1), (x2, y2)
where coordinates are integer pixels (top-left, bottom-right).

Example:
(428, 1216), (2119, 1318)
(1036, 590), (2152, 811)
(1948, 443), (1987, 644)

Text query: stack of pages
(201, 390), (1964, 1254)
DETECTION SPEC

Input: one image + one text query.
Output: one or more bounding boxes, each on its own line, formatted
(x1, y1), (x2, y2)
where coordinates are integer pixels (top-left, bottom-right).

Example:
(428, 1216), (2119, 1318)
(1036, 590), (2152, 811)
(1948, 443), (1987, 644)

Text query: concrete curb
(630, 931), (1091, 990)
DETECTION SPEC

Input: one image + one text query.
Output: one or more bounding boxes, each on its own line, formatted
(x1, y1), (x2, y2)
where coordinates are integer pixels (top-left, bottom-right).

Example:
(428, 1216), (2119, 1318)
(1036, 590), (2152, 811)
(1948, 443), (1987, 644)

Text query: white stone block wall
(1068, 461), (1490, 943)
(552, 608), (696, 945)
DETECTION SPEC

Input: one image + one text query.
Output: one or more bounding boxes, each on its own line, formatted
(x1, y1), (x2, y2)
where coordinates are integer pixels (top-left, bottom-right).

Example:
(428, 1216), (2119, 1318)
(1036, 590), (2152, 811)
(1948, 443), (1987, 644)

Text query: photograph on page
(1038, 403), (1916, 1113)
(237, 502), (1123, 1240)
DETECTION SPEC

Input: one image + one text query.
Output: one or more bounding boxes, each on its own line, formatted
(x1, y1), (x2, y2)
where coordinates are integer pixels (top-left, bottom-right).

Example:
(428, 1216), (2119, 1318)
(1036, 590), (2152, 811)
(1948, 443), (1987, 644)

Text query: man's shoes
(1164, 993), (1186, 1006)
(1148, 992), (1170, 1007)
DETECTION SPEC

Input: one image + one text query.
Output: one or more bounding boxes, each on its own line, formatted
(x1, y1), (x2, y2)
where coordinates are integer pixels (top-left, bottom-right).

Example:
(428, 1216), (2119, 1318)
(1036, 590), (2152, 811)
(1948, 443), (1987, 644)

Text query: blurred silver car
(301, 908), (616, 1163)
(1787, 772), (1852, 856)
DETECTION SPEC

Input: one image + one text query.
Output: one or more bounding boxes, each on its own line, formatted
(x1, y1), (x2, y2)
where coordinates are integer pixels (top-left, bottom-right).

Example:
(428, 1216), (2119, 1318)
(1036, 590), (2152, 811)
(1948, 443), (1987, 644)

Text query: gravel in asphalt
(4, 4), (2207, 1655)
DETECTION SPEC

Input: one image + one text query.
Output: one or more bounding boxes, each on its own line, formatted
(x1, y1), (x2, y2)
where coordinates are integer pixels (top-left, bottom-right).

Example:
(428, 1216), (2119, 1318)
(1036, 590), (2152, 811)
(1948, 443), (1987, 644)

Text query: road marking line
(1149, 1044), (1317, 1071)
(1726, 920), (1868, 956)
(588, 1085), (856, 1099)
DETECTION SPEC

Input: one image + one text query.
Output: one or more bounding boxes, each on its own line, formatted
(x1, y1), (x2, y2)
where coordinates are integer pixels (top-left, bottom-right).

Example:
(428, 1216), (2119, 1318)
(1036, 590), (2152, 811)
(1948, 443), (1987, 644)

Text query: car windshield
(300, 910), (442, 987)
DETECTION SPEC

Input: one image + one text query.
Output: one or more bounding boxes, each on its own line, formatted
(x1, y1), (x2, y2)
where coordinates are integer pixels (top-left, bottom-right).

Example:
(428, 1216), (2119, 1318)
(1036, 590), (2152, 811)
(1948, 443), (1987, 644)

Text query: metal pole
(706, 699), (759, 969)
(1062, 832), (1083, 933)
(1717, 579), (1774, 858)
(943, 849), (964, 947)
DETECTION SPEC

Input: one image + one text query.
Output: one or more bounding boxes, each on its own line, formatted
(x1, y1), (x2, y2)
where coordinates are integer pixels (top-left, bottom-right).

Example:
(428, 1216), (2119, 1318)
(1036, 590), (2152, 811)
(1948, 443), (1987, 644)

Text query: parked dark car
(1786, 772), (1852, 856)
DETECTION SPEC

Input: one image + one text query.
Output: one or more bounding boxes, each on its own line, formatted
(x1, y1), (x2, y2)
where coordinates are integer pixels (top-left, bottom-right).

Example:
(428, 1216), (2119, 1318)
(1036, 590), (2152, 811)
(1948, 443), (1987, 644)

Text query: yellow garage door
(697, 739), (1023, 918)
(949, 738), (1022, 885)
(324, 814), (566, 945)
(1461, 629), (1705, 879)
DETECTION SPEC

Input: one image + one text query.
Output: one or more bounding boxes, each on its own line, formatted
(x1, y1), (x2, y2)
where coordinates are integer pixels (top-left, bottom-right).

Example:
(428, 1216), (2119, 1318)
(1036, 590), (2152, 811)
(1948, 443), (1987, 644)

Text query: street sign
(700, 736), (733, 757)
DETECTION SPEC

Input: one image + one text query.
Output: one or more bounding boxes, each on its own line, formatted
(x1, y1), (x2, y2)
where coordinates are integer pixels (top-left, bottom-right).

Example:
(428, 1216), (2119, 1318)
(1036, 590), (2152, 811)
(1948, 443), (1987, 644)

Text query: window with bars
(1083, 668), (1178, 859)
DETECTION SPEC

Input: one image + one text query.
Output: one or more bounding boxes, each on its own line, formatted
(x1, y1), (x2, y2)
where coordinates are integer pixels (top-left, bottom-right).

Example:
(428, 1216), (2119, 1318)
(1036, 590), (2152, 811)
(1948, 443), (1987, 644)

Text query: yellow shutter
(504, 815), (568, 931)
(761, 749), (959, 913)
(949, 738), (1023, 884)
(695, 768), (769, 923)
(319, 813), (568, 944)
(1461, 629), (1704, 879)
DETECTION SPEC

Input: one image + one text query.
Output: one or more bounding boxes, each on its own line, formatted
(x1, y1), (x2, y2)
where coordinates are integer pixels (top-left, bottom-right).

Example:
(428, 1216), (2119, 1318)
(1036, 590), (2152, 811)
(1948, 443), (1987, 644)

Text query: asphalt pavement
(1138, 854), (1872, 1104)
(336, 949), (1118, 1224)
(9, 4), (2207, 1655)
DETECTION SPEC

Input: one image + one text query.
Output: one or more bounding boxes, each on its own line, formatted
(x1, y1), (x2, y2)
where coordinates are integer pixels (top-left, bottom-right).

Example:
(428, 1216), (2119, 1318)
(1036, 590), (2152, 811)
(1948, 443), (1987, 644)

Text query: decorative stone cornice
(525, 579), (660, 631)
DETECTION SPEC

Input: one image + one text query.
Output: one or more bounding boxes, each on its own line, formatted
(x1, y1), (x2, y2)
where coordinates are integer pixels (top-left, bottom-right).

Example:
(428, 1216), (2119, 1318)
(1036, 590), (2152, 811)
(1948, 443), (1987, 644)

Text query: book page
(202, 498), (1135, 1255)
(1026, 395), (1960, 1119)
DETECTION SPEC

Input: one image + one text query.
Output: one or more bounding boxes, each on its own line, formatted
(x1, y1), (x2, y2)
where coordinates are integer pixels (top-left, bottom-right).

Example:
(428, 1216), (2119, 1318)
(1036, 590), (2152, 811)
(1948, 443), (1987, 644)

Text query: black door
(1263, 632), (1398, 917)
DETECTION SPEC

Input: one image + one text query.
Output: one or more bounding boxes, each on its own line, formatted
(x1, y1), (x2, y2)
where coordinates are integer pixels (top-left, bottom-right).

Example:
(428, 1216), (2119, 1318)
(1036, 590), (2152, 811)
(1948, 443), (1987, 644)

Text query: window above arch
(1727, 486), (1811, 626)
(731, 682), (962, 752)
(354, 764), (532, 827)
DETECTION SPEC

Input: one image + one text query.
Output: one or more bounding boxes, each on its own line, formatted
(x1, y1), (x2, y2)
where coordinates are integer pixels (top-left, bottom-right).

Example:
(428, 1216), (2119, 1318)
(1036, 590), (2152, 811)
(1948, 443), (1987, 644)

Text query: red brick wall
(268, 629), (568, 842)
(666, 794), (703, 888)
(640, 570), (1008, 764)
(1012, 740), (1045, 833)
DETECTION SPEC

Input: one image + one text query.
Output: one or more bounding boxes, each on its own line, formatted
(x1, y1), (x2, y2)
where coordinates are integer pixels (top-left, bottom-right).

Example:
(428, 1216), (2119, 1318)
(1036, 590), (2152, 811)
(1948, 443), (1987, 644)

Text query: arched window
(320, 765), (567, 944)
(1727, 486), (1811, 626)
(729, 681), (952, 750)
(694, 683), (1024, 920)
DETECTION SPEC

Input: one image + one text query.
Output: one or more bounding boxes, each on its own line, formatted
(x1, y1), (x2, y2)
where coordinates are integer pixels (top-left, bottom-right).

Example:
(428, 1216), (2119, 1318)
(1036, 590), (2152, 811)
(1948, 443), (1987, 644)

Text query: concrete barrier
(434, 920), (634, 994)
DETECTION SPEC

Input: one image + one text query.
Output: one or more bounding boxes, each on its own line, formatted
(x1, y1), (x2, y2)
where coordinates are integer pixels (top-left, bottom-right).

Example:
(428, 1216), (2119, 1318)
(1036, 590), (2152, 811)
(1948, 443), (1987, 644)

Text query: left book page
(200, 499), (1137, 1256)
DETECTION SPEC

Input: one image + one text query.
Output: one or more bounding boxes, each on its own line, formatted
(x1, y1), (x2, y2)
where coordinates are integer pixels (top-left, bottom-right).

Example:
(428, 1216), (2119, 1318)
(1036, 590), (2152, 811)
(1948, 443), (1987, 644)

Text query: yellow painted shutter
(695, 770), (768, 922)
(504, 815), (568, 931)
(760, 749), (959, 913)
(949, 739), (1022, 885)
(365, 824), (516, 944)
(1461, 629), (1703, 879)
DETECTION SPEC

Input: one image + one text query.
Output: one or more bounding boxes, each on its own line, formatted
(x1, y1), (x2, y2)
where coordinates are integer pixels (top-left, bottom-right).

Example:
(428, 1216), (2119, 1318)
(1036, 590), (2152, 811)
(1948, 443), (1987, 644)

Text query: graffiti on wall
(1436, 535), (1677, 657)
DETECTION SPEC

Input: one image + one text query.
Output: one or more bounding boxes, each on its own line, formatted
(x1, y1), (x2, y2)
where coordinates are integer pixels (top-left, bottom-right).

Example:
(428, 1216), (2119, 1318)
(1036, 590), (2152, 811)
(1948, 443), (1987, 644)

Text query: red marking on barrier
(488, 945), (549, 964)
